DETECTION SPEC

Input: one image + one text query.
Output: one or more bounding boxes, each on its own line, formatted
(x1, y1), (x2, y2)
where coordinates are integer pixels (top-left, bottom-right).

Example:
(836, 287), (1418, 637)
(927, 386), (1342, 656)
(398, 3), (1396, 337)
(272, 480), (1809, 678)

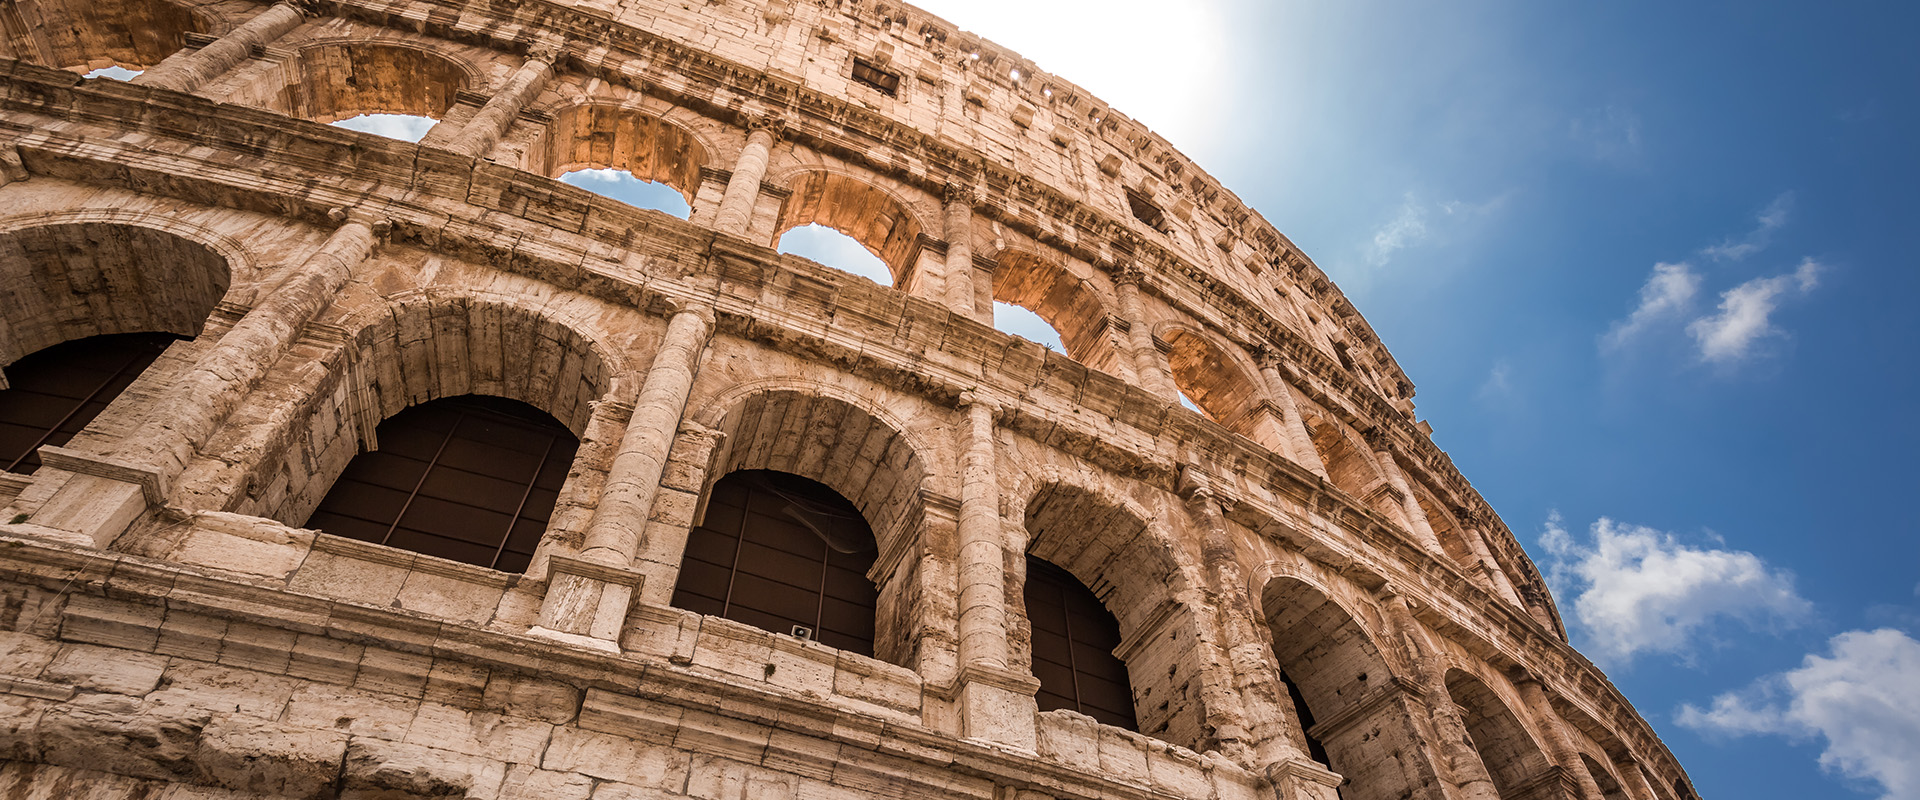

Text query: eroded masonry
(0, 0), (1697, 797)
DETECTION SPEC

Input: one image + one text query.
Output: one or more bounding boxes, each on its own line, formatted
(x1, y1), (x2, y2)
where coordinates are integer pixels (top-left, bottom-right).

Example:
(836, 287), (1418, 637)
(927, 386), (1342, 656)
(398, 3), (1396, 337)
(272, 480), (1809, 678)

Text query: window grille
(1024, 555), (1137, 730)
(0, 333), (177, 474)
(304, 395), (577, 572)
(672, 470), (880, 656)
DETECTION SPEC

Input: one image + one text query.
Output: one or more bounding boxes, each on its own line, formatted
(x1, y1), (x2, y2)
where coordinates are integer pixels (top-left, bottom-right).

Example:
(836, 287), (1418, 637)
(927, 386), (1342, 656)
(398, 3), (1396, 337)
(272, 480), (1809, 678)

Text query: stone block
(541, 726), (691, 787)
(195, 716), (349, 798)
(42, 643), (167, 695)
(340, 737), (505, 800)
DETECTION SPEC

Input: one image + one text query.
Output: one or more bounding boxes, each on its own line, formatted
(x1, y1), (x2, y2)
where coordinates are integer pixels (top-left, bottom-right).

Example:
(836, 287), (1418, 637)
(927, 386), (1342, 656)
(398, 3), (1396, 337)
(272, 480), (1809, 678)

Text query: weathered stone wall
(0, 0), (1695, 798)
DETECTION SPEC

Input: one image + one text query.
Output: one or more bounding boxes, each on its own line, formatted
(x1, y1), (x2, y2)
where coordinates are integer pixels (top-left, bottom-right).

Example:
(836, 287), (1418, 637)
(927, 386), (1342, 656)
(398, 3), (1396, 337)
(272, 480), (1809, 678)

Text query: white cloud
(330, 113), (437, 143)
(1476, 358), (1514, 402)
(1702, 192), (1794, 262)
(1542, 513), (1811, 666)
(1364, 195), (1431, 268)
(1688, 258), (1823, 364)
(1601, 262), (1700, 351)
(1678, 628), (1920, 800)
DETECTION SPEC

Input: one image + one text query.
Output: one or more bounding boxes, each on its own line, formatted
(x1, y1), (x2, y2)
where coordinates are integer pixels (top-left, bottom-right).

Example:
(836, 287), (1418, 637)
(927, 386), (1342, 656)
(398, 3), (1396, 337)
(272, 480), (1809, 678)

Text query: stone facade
(0, 0), (1697, 798)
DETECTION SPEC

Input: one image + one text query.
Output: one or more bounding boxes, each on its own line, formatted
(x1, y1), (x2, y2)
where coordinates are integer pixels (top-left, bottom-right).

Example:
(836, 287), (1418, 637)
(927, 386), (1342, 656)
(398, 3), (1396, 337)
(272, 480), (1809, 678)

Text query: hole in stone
(1177, 390), (1204, 416)
(560, 168), (691, 218)
(992, 301), (1063, 351)
(777, 224), (893, 286)
(84, 66), (142, 81)
(329, 113), (437, 143)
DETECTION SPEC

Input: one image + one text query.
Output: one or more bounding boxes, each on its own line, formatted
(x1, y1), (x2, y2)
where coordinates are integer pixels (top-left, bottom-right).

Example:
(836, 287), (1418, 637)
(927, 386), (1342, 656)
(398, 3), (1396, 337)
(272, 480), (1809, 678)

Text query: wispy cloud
(1570, 105), (1643, 163)
(1702, 193), (1795, 262)
(1688, 258), (1824, 364)
(1364, 194), (1432, 268)
(1601, 262), (1701, 351)
(1678, 628), (1920, 800)
(1542, 512), (1812, 666)
(1476, 359), (1514, 402)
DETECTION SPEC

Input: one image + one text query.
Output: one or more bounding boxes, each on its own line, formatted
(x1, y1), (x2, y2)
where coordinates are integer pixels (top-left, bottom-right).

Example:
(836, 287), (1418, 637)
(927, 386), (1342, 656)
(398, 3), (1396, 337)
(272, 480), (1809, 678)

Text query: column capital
(285, 0), (327, 17)
(942, 181), (979, 207)
(958, 389), (1000, 417)
(1114, 261), (1148, 287)
(1363, 425), (1396, 453)
(746, 114), (787, 141)
(525, 36), (567, 63)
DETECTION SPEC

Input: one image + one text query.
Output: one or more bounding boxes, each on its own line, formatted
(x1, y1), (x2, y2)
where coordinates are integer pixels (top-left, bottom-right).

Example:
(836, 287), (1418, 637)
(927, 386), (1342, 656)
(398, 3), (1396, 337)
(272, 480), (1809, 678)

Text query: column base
(535, 554), (647, 644)
(23, 447), (168, 548)
(1266, 758), (1346, 800)
(951, 662), (1041, 753)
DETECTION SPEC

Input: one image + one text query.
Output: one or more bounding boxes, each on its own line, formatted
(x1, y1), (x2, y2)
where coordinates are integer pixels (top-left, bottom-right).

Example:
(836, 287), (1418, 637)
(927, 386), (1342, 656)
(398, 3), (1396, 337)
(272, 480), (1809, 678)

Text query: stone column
(952, 392), (1039, 751)
(135, 1), (309, 94)
(1618, 760), (1662, 800)
(1254, 347), (1329, 480)
(537, 304), (714, 647)
(1512, 670), (1607, 800)
(1179, 470), (1313, 770)
(444, 41), (562, 159)
(1113, 264), (1180, 403)
(26, 209), (381, 547)
(1366, 430), (1446, 559)
(942, 184), (982, 320)
(712, 117), (781, 238)
(1377, 589), (1501, 800)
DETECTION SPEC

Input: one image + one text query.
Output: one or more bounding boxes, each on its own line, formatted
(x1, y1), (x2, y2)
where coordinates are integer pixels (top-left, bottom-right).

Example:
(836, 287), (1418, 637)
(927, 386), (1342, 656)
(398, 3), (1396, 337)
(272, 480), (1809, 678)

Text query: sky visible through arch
(908, 1), (1920, 798)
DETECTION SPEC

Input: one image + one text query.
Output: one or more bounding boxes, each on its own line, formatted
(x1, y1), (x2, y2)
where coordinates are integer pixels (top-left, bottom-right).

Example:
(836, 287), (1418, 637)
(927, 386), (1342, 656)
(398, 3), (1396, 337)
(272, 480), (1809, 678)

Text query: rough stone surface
(0, 0), (1693, 798)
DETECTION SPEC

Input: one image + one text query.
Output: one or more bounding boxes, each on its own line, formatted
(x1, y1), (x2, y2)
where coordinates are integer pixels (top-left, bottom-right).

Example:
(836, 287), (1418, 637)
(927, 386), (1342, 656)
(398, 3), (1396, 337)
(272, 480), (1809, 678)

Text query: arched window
(774, 171), (924, 287)
(1024, 554), (1136, 730)
(303, 394), (578, 573)
(543, 105), (708, 218)
(1, 0), (198, 74)
(671, 469), (880, 656)
(0, 333), (177, 474)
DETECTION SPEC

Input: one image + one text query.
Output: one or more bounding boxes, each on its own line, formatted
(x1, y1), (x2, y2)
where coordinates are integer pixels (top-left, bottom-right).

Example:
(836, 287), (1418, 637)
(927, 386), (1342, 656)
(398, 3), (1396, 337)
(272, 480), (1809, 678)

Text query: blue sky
(898, 1), (1919, 798)
(296, 5), (1920, 794)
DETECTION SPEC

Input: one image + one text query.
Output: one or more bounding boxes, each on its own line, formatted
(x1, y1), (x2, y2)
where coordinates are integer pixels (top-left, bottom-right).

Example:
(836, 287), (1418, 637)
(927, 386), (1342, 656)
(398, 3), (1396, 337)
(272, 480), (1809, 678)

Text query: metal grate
(304, 394), (577, 573)
(0, 333), (178, 475)
(1024, 555), (1137, 730)
(671, 470), (880, 656)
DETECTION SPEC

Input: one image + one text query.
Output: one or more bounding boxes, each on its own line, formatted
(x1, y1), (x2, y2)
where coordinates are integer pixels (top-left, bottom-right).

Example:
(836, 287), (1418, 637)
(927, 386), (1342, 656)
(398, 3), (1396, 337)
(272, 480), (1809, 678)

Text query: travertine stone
(0, 0), (1694, 796)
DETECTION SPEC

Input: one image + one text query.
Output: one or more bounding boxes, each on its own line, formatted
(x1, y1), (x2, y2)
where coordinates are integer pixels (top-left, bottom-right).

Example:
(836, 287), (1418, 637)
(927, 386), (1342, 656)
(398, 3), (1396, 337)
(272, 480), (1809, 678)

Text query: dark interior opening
(851, 58), (901, 96)
(672, 469), (880, 656)
(0, 332), (178, 474)
(304, 394), (578, 573)
(1025, 554), (1137, 730)
(1126, 189), (1167, 232)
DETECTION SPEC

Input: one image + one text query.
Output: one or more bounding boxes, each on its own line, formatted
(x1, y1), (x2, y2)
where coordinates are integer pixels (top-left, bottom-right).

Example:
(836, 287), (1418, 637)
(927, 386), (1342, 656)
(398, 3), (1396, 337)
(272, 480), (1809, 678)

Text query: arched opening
(303, 394), (578, 573)
(1023, 481), (1206, 748)
(274, 43), (467, 134)
(543, 105), (707, 218)
(247, 297), (616, 545)
(992, 302), (1065, 352)
(990, 250), (1118, 371)
(697, 389), (928, 667)
(0, 0), (198, 74)
(0, 222), (231, 368)
(775, 171), (923, 287)
(777, 225), (893, 286)
(1415, 492), (1478, 573)
(671, 469), (879, 656)
(1445, 670), (1555, 798)
(1583, 755), (1632, 800)
(1303, 414), (1387, 503)
(1164, 329), (1259, 425)
(0, 333), (178, 474)
(1262, 576), (1429, 800)
(1024, 554), (1135, 730)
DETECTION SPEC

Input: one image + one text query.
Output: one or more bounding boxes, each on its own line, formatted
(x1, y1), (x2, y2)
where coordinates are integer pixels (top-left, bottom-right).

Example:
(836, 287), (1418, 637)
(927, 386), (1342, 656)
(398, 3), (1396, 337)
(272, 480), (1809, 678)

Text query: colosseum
(0, 0), (1697, 798)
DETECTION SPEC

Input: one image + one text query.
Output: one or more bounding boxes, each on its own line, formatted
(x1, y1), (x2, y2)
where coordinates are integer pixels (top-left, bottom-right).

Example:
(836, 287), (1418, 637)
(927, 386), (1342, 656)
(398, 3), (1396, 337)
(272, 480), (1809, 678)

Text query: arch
(1023, 553), (1135, 730)
(990, 248), (1120, 372)
(1021, 478), (1207, 749)
(1444, 669), (1555, 797)
(672, 469), (881, 656)
(255, 292), (625, 531)
(0, 0), (199, 73)
(540, 104), (710, 206)
(1161, 326), (1291, 451)
(0, 221), (232, 368)
(699, 386), (931, 667)
(1301, 411), (1390, 504)
(1262, 574), (1429, 800)
(1583, 755), (1632, 800)
(1414, 490), (1478, 573)
(303, 394), (579, 573)
(275, 40), (473, 124)
(775, 170), (926, 286)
